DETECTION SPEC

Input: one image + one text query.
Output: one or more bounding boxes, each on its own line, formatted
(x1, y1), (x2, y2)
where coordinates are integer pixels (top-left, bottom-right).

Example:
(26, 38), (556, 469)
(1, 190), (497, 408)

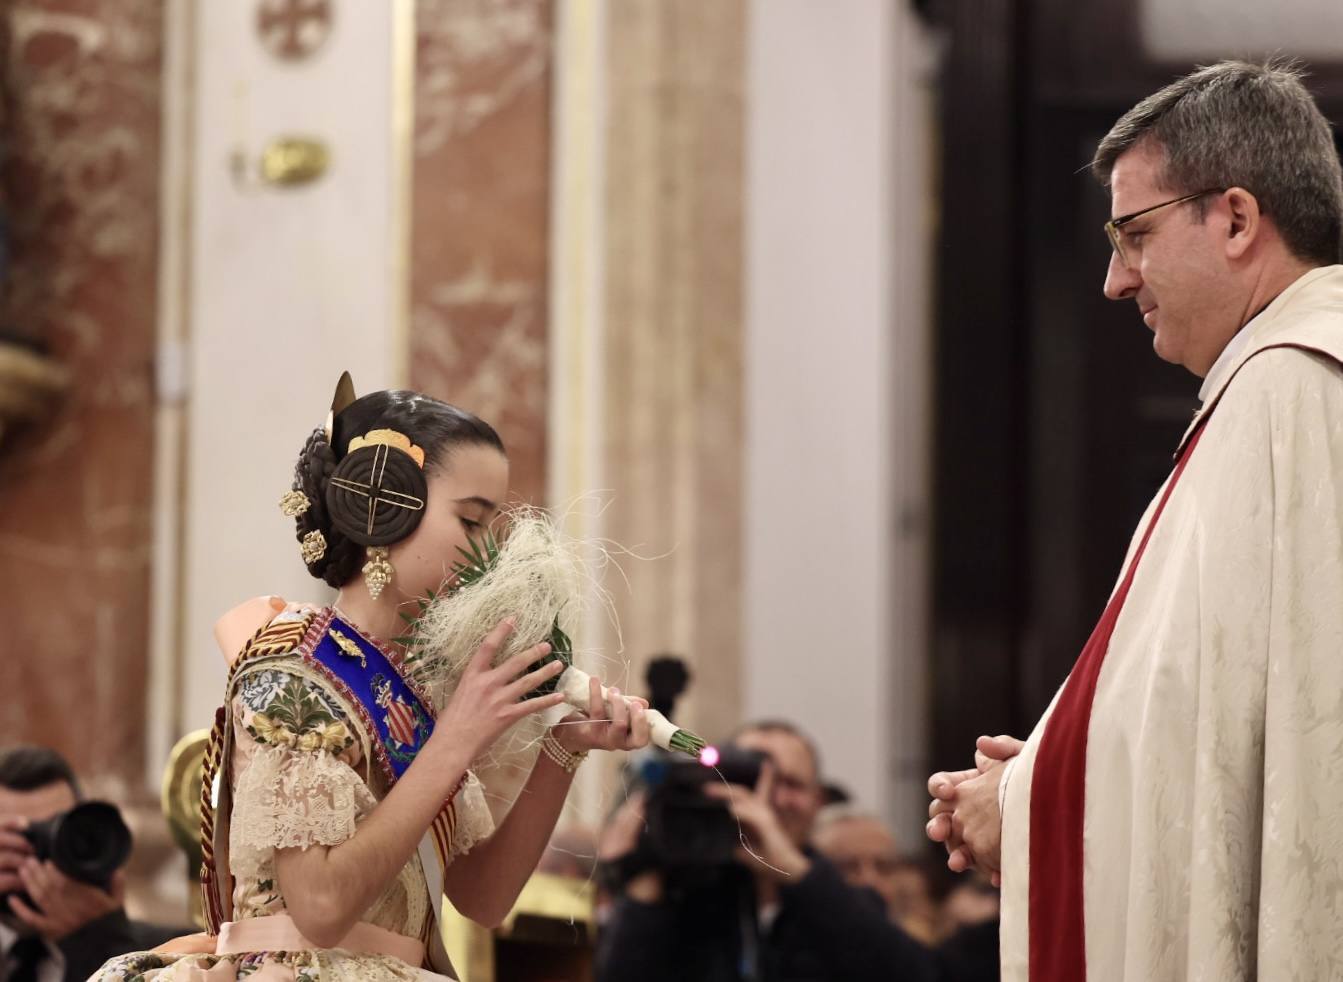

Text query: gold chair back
(443, 872), (597, 982)
(160, 728), (211, 927)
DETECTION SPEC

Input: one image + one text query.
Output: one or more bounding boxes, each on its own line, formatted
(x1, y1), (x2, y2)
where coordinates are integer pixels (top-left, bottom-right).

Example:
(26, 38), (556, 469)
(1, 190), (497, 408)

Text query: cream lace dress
(93, 623), (495, 982)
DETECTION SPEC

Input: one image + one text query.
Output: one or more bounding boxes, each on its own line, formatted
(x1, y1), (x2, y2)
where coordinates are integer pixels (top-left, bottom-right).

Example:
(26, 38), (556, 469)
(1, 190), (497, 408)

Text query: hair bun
(324, 445), (429, 546)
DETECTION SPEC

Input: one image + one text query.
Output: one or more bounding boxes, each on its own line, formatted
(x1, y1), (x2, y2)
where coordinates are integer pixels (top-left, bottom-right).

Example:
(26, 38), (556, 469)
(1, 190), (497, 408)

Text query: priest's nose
(1103, 250), (1141, 301)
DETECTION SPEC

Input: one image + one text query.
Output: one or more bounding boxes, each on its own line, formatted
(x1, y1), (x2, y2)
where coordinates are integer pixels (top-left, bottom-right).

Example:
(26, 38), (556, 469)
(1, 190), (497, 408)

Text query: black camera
(640, 745), (766, 870)
(599, 657), (767, 889)
(9, 802), (132, 896)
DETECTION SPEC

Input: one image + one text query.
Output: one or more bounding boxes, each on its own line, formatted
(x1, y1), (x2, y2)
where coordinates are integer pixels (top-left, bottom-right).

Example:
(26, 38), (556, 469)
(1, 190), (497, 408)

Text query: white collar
(0, 919), (61, 967)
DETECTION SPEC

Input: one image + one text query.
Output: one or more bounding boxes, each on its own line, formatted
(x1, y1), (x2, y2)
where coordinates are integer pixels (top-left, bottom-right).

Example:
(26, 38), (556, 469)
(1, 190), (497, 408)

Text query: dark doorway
(922, 0), (1343, 772)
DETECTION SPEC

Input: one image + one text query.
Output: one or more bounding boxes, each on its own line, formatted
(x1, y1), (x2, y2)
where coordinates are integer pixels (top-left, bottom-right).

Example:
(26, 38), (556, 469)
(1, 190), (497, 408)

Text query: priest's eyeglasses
(1104, 188), (1223, 270)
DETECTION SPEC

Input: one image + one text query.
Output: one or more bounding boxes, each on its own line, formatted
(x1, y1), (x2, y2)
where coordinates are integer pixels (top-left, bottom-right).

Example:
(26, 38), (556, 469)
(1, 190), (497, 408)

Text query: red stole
(1027, 423), (1207, 980)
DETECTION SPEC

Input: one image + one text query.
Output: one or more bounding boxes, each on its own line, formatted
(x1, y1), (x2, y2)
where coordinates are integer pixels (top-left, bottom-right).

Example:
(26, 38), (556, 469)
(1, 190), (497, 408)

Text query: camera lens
(48, 802), (131, 886)
(640, 746), (769, 871)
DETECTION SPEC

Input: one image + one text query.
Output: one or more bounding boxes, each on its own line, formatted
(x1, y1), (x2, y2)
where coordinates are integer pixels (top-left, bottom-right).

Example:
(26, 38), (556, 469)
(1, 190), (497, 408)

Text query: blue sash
(305, 610), (434, 784)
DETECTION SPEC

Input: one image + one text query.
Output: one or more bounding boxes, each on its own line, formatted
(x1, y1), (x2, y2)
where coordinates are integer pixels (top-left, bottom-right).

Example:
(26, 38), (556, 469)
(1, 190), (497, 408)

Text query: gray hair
(1092, 59), (1343, 266)
(814, 803), (883, 832)
(729, 718), (822, 782)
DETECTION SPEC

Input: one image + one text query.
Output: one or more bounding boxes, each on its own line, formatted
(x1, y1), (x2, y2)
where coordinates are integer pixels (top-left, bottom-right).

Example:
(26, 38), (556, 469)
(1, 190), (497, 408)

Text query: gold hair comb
(346, 428), (426, 468)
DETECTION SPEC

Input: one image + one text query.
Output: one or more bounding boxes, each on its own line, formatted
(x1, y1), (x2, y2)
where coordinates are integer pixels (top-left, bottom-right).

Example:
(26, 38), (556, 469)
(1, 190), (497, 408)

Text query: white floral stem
(557, 665), (685, 751)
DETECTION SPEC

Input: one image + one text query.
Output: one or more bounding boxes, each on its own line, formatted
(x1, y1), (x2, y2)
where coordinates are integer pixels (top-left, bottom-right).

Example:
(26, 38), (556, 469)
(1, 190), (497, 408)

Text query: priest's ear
(1222, 186), (1263, 261)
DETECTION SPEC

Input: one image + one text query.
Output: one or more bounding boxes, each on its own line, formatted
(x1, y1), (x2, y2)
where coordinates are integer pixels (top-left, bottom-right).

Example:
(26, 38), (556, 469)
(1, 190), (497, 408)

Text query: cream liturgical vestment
(999, 265), (1343, 982)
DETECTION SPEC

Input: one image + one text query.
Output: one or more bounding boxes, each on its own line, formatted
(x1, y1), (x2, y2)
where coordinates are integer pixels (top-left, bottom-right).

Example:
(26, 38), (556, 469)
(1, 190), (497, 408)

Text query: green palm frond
(401, 530), (573, 698)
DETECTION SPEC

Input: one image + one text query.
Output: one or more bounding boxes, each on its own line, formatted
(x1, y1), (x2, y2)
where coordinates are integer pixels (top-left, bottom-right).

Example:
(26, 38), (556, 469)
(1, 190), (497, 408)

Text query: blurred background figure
(811, 807), (940, 944)
(933, 873), (1000, 982)
(0, 747), (182, 981)
(595, 720), (936, 982)
(811, 804), (999, 981)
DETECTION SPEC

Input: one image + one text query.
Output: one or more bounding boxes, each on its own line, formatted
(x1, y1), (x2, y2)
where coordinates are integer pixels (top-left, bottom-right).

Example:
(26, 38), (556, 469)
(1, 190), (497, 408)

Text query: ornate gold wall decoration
(259, 136), (330, 186)
(256, 0), (333, 62)
(0, 0), (163, 787)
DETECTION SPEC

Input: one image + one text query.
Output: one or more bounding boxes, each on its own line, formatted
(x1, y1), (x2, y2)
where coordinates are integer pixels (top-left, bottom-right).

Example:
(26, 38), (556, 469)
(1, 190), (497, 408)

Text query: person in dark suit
(595, 721), (937, 982)
(0, 746), (177, 982)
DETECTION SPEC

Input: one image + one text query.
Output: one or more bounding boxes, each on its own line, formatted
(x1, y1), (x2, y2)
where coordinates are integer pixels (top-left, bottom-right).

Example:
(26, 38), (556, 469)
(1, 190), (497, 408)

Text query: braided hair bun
(325, 443), (429, 546)
(291, 426), (364, 587)
(287, 390), (506, 588)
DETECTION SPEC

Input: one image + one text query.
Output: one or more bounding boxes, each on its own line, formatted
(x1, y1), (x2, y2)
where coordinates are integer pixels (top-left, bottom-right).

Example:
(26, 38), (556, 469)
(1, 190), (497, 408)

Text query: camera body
(639, 746), (766, 870)
(7, 801), (131, 900)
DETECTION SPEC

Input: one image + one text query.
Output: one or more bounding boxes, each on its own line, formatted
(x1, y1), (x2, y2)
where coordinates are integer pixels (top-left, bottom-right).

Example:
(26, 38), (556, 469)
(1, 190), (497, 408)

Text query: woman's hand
(430, 618), (568, 762)
(552, 675), (652, 754)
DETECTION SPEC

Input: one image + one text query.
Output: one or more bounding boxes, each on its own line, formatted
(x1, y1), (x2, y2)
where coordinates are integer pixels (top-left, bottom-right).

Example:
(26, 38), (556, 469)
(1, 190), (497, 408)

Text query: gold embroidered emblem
(328, 628), (367, 668)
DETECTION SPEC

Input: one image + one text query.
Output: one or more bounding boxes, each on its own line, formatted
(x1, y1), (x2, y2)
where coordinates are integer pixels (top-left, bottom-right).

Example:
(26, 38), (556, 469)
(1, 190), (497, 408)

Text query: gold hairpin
(300, 530), (327, 563)
(329, 440), (427, 536)
(279, 490), (311, 517)
(324, 371), (357, 443)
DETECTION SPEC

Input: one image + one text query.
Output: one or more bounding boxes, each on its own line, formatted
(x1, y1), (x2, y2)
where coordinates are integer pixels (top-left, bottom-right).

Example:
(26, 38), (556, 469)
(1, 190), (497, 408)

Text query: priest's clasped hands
(925, 734), (1025, 886)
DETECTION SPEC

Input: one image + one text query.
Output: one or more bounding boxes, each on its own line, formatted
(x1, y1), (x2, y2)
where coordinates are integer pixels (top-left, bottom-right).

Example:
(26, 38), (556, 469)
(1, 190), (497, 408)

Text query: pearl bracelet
(541, 732), (588, 773)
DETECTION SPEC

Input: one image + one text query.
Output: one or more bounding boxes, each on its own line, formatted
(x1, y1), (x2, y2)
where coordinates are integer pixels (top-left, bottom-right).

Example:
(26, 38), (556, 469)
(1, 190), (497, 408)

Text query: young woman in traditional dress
(94, 379), (651, 980)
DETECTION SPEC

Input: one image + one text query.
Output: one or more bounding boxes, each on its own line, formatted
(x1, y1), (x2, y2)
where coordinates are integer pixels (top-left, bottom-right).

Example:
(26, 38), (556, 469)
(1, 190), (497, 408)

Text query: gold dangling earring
(362, 546), (394, 600)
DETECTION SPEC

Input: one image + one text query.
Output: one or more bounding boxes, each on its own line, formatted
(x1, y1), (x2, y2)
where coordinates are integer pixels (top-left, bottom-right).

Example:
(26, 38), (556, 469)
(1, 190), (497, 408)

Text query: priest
(927, 59), (1343, 982)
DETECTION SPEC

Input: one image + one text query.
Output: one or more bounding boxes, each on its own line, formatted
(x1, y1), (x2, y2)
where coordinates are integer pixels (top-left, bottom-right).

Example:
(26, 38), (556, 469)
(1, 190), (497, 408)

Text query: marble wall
(0, 0), (558, 916)
(0, 0), (556, 782)
(0, 0), (163, 790)
(410, 0), (553, 508)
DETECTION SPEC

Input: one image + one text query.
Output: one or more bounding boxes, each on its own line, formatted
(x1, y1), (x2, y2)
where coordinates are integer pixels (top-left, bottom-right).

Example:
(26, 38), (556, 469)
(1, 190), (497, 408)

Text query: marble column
(0, 0), (162, 792)
(410, 0), (554, 509)
(598, 0), (747, 743)
(410, 0), (554, 817)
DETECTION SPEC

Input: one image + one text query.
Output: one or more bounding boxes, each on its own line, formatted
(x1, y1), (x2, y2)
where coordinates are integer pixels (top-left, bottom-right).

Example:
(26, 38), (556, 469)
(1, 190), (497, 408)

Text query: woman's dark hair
(291, 390), (505, 587)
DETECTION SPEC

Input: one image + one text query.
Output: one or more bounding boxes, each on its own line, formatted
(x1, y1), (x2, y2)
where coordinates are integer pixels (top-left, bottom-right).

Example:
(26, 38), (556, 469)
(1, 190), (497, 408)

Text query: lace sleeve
(229, 667), (376, 859)
(449, 770), (496, 859)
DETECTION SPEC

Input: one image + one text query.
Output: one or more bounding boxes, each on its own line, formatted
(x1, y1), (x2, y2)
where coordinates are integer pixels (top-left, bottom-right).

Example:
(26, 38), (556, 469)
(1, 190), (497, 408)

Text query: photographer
(595, 721), (936, 982)
(0, 747), (170, 982)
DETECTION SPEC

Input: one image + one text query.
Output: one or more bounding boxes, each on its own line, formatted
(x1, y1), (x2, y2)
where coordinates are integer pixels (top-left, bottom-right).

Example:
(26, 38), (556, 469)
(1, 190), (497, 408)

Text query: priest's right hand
(974, 734), (1024, 771)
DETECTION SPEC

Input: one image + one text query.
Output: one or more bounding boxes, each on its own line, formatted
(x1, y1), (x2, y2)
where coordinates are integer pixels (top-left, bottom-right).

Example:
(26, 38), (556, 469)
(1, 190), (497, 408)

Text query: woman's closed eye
(460, 517), (483, 534)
